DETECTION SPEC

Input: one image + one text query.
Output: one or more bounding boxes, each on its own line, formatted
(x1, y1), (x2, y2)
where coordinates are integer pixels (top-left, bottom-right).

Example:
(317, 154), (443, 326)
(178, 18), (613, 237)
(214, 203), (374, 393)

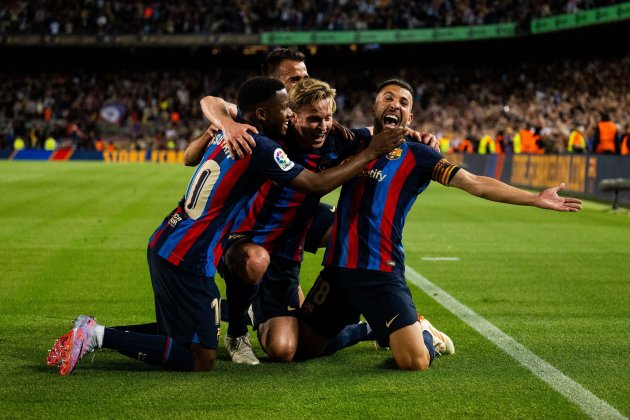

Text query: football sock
(103, 327), (194, 371)
(110, 323), (159, 335)
(220, 299), (229, 322)
(422, 330), (436, 365)
(224, 275), (258, 337)
(321, 322), (369, 355)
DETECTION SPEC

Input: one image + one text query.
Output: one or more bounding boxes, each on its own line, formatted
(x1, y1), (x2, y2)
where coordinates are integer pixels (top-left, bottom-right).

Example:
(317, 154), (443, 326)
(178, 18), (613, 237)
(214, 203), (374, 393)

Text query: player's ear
(289, 111), (297, 124)
(370, 103), (376, 117)
(255, 107), (266, 122)
(408, 113), (414, 124)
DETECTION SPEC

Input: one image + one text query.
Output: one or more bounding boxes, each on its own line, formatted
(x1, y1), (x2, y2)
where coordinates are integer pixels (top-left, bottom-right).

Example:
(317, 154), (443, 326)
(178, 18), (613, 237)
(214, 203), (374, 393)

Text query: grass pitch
(1, 161), (629, 419)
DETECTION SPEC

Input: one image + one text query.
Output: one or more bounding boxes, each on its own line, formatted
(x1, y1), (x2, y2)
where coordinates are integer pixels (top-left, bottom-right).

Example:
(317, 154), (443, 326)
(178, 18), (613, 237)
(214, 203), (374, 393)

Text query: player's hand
(222, 120), (257, 159)
(535, 183), (583, 212)
(406, 129), (439, 152)
(331, 120), (355, 141)
(366, 128), (406, 159)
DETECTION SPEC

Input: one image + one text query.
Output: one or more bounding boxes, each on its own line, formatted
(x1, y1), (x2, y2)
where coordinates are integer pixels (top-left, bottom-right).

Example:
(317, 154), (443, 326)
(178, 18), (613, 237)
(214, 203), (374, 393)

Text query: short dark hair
(376, 78), (413, 96)
(261, 48), (306, 77)
(237, 77), (286, 114)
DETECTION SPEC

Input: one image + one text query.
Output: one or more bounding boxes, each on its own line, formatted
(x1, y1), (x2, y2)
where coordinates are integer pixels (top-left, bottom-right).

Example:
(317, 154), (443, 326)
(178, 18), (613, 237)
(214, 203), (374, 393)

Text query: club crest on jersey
(386, 148), (403, 160)
(274, 148), (295, 171)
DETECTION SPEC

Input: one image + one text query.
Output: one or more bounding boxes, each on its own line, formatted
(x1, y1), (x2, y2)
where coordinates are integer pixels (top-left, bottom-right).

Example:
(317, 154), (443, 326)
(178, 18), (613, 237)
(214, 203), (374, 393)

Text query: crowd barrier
(444, 153), (630, 206)
(4, 148), (185, 163)
(3, 149), (629, 206)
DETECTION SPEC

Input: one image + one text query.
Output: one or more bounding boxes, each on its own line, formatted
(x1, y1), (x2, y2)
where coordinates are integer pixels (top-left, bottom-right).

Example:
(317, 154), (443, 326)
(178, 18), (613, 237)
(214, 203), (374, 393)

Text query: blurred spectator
(0, 0), (625, 35)
(0, 53), (628, 153)
(593, 112), (619, 154)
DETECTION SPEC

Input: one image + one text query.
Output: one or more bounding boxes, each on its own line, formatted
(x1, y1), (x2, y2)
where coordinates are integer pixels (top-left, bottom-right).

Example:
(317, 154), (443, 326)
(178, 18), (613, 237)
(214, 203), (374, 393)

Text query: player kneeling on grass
(46, 77), (407, 376)
(296, 79), (583, 370)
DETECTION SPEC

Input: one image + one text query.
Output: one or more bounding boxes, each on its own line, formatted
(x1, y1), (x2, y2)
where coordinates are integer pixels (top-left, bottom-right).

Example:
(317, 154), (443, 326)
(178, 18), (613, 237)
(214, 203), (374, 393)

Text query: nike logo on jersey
(287, 306), (297, 312)
(385, 314), (399, 328)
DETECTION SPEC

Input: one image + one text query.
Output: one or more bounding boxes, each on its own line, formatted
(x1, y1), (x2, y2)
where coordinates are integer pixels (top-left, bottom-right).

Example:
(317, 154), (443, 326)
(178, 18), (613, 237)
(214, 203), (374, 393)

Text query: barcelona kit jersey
(324, 141), (460, 276)
(149, 131), (304, 277)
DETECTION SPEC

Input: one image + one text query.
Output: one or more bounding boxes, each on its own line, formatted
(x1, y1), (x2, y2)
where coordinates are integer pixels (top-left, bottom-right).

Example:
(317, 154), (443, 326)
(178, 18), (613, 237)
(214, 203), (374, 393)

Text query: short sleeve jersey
(149, 131), (304, 277)
(323, 140), (460, 276)
(227, 128), (371, 261)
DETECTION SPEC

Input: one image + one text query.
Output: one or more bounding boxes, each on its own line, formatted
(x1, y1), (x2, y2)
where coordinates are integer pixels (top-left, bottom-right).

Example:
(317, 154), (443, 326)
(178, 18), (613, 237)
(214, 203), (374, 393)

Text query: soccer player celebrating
(46, 77), (406, 375)
(220, 78), (431, 364)
(296, 79), (583, 370)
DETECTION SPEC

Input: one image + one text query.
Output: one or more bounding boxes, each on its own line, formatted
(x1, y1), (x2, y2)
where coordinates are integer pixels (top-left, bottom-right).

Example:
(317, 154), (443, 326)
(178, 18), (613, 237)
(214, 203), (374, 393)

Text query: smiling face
(291, 98), (334, 149)
(272, 60), (309, 91)
(257, 89), (293, 138)
(371, 84), (414, 134)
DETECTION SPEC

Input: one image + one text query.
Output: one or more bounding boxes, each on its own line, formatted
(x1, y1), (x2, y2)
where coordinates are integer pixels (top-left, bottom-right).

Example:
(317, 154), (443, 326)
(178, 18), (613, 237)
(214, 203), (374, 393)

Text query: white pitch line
(405, 265), (627, 420)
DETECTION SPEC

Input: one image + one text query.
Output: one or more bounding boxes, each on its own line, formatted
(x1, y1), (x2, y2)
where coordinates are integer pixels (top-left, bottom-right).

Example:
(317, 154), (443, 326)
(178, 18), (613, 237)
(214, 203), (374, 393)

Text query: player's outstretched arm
(289, 128), (406, 196)
(448, 169), (583, 212)
(183, 126), (216, 166)
(199, 96), (257, 159)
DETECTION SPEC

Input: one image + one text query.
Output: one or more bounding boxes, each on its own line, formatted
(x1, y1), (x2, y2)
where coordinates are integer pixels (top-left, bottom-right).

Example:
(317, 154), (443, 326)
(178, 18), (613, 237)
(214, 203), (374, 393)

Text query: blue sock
(103, 327), (194, 371)
(422, 330), (436, 365)
(321, 322), (369, 355)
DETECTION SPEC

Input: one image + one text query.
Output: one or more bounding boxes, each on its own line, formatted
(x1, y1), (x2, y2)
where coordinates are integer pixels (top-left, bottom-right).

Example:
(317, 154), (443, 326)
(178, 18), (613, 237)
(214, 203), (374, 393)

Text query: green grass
(1, 161), (629, 418)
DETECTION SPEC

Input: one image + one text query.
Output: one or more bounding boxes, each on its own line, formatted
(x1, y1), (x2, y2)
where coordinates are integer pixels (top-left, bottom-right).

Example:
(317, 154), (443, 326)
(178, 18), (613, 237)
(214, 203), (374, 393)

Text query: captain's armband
(431, 158), (460, 185)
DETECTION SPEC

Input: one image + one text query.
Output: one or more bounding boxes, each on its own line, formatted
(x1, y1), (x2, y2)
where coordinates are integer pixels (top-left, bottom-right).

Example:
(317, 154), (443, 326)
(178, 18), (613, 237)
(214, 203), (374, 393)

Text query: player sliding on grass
(296, 79), (583, 370)
(46, 77), (406, 375)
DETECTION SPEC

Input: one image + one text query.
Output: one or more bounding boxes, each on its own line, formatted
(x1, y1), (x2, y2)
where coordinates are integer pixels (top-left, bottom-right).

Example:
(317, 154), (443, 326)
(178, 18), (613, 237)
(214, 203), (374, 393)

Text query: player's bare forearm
(183, 128), (214, 166)
(199, 96), (256, 159)
(449, 170), (582, 212)
(289, 128), (405, 196)
(200, 96), (237, 129)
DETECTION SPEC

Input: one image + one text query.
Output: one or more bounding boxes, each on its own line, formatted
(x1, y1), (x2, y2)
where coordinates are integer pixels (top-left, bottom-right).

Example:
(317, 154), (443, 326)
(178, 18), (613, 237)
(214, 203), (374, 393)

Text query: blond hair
(288, 78), (337, 114)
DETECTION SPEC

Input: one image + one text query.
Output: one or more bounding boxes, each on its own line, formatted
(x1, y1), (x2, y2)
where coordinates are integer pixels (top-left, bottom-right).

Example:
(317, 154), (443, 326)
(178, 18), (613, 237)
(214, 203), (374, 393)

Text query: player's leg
(224, 235), (270, 284)
(254, 256), (302, 362)
(319, 321), (373, 356)
(48, 247), (220, 375)
(221, 235), (268, 365)
(257, 316), (299, 362)
(342, 268), (438, 371)
(296, 267), (359, 360)
(388, 322), (432, 371)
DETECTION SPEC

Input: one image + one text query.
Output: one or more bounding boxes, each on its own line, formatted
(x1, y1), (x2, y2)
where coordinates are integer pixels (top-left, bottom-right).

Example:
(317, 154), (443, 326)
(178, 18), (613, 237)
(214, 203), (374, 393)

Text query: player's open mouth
(383, 114), (399, 128)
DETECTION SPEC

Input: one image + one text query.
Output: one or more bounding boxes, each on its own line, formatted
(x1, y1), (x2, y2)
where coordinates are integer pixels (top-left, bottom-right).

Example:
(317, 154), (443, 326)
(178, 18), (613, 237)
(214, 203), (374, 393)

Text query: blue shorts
(253, 256), (301, 328)
(147, 246), (220, 350)
(300, 266), (418, 342)
(303, 202), (335, 254)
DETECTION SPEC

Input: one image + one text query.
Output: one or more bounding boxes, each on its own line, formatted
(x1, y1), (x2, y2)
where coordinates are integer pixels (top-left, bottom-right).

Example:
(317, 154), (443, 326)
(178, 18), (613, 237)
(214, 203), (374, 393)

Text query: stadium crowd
(0, 0), (625, 35)
(1, 53), (628, 154)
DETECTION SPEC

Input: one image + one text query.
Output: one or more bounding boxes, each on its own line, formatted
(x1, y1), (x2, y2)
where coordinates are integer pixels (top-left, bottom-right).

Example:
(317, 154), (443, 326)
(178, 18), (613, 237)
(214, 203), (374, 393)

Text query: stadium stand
(0, 1), (628, 154)
(0, 0), (625, 34)
(1, 52), (628, 153)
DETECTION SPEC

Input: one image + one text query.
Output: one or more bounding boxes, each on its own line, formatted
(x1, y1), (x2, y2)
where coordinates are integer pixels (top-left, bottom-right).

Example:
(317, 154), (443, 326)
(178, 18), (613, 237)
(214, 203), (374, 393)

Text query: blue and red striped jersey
(227, 128), (371, 261)
(324, 141), (460, 275)
(149, 131), (304, 277)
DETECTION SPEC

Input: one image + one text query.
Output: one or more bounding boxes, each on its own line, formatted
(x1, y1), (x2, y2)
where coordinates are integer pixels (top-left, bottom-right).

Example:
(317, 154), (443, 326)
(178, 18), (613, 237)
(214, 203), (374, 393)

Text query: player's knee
(191, 345), (217, 372)
(266, 342), (297, 362)
(394, 353), (431, 371)
(244, 247), (270, 284)
(265, 335), (297, 362)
